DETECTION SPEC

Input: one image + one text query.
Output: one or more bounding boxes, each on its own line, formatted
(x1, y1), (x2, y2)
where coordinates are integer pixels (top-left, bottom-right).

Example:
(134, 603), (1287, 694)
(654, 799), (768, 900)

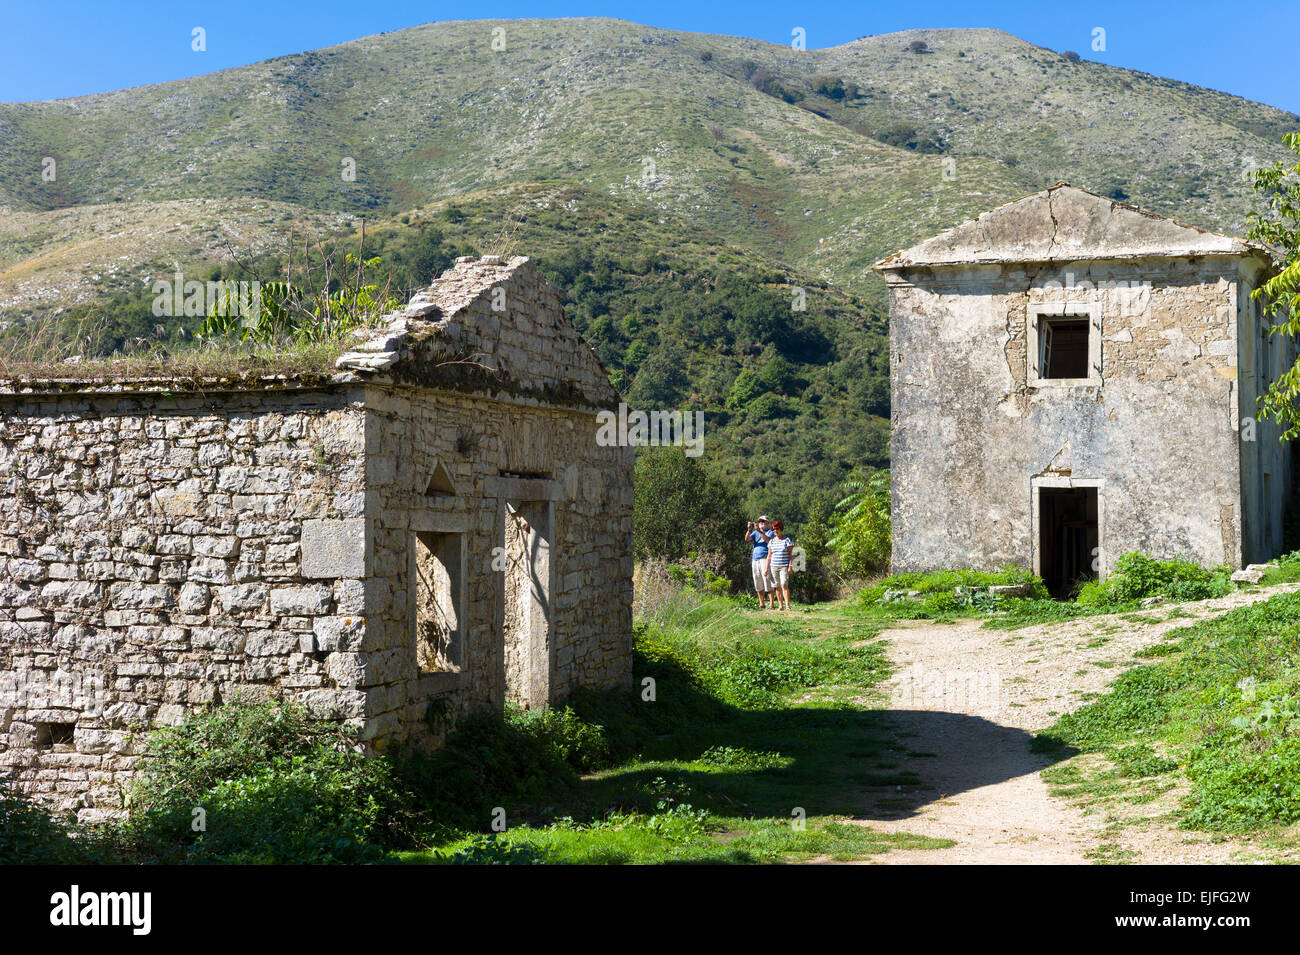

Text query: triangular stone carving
(424, 460), (457, 496)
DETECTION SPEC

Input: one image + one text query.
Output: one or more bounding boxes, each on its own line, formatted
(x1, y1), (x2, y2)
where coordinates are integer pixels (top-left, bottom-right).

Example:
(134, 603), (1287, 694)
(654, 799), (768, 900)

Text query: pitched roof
(335, 254), (620, 410)
(874, 183), (1272, 271)
(0, 254), (620, 404)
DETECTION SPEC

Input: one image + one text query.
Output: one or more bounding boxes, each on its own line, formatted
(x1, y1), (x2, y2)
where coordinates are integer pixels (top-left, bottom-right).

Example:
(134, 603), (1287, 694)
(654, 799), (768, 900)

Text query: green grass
(979, 597), (1122, 630)
(7, 589), (949, 866)
(1075, 552), (1234, 608)
(1033, 590), (1300, 832)
(392, 593), (951, 864)
(860, 565), (1044, 601)
(1257, 550), (1300, 586)
(402, 815), (945, 865)
(0, 334), (357, 384)
(861, 553), (1260, 632)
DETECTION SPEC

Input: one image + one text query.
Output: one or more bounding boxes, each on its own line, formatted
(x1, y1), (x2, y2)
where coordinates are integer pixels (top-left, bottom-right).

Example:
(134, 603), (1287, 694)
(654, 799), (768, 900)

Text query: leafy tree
(1249, 133), (1300, 438)
(626, 344), (691, 407)
(746, 392), (794, 419)
(725, 367), (765, 411)
(634, 446), (748, 577)
(0, 788), (83, 864)
(827, 469), (891, 577)
(755, 352), (797, 393)
(874, 122), (947, 155)
(811, 75), (847, 100)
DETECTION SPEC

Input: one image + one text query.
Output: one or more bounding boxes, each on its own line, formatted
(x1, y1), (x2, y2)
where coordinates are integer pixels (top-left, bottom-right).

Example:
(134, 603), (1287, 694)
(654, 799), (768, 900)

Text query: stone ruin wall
(1, 380), (635, 816)
(360, 383), (634, 748)
(0, 387), (370, 821)
(0, 256), (637, 820)
(890, 257), (1247, 574)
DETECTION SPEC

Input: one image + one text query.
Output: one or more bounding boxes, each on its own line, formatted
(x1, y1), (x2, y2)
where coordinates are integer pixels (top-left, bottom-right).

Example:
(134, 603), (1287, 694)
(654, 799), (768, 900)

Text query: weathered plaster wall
(889, 257), (1247, 575)
(0, 388), (369, 821)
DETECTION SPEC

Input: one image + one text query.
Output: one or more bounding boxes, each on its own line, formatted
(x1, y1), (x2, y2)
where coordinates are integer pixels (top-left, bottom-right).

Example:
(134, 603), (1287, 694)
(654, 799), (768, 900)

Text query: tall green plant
(201, 245), (399, 346)
(827, 469), (891, 577)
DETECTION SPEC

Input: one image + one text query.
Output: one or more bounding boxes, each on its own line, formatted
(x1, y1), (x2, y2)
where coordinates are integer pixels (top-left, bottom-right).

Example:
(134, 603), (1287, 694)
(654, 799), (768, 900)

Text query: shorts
(769, 565), (789, 587)
(751, 559), (771, 592)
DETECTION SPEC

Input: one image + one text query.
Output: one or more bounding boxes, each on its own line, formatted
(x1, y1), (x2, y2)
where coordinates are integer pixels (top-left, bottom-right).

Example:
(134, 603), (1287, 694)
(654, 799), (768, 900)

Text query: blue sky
(1, 1), (1297, 113)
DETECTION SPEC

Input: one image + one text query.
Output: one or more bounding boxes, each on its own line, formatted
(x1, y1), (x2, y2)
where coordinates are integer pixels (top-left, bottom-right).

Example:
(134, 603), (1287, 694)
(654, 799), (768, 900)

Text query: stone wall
(0, 387), (369, 821)
(0, 254), (637, 819)
(359, 383), (634, 749)
(887, 257), (1256, 575)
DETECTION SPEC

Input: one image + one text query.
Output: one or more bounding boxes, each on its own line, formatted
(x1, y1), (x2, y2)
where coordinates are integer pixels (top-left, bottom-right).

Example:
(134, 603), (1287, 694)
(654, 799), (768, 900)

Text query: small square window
(1039, 316), (1091, 379)
(1027, 303), (1101, 386)
(36, 722), (75, 749)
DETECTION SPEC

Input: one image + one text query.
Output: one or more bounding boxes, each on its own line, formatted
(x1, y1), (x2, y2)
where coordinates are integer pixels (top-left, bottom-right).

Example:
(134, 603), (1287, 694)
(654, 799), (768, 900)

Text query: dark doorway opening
(1039, 486), (1098, 599)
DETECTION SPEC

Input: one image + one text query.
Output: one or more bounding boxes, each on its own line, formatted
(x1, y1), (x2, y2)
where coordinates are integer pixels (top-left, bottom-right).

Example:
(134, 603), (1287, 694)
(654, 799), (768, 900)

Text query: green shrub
(129, 701), (362, 810)
(920, 591), (961, 616)
(506, 705), (611, 772)
(665, 556), (732, 597)
(0, 788), (83, 864)
(810, 75), (847, 99)
(698, 745), (790, 770)
(1078, 552), (1232, 607)
(398, 710), (582, 833)
(118, 702), (407, 863)
(442, 834), (554, 865)
(169, 769), (389, 864)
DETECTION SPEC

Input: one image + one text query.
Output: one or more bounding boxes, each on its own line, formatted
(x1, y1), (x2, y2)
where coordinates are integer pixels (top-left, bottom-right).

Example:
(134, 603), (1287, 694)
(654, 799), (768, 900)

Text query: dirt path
(853, 584), (1300, 865)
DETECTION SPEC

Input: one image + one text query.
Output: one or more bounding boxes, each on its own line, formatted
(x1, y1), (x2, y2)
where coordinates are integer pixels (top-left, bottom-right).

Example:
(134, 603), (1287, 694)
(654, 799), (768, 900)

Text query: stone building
(0, 254), (634, 820)
(875, 184), (1293, 596)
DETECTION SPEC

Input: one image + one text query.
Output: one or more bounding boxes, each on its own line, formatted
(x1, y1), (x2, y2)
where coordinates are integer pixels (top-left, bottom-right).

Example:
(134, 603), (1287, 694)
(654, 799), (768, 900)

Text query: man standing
(745, 515), (775, 609)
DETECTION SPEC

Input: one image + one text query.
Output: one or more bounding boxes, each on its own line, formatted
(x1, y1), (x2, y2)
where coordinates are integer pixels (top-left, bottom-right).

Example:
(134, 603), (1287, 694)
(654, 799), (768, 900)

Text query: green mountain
(0, 18), (1294, 522)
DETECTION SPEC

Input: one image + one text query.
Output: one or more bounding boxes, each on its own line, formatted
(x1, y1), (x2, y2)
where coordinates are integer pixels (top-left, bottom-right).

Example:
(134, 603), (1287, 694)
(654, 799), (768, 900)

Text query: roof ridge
(874, 185), (1272, 272)
(334, 254), (532, 375)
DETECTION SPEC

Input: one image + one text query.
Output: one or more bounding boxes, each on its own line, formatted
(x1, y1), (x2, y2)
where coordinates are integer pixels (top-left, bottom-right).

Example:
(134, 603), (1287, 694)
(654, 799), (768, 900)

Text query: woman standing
(765, 521), (794, 611)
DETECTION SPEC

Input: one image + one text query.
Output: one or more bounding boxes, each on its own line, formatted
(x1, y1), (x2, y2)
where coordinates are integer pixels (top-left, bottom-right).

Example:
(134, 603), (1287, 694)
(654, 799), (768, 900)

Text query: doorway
(501, 500), (553, 709)
(1038, 486), (1098, 599)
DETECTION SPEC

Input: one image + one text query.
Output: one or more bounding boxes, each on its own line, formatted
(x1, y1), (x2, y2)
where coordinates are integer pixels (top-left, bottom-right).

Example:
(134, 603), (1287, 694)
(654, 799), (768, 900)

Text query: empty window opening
(1038, 316), (1091, 379)
(36, 722), (75, 749)
(414, 531), (465, 673)
(424, 461), (457, 497)
(1039, 487), (1099, 600)
(500, 469), (551, 480)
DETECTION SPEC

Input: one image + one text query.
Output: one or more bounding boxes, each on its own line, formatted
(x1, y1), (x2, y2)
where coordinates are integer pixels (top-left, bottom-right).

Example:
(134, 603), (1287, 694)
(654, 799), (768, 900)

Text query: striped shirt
(767, 536), (794, 568)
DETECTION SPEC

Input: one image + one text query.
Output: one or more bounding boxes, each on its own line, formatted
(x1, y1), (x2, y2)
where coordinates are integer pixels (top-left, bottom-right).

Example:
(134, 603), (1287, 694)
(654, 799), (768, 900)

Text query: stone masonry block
(300, 518), (368, 578)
